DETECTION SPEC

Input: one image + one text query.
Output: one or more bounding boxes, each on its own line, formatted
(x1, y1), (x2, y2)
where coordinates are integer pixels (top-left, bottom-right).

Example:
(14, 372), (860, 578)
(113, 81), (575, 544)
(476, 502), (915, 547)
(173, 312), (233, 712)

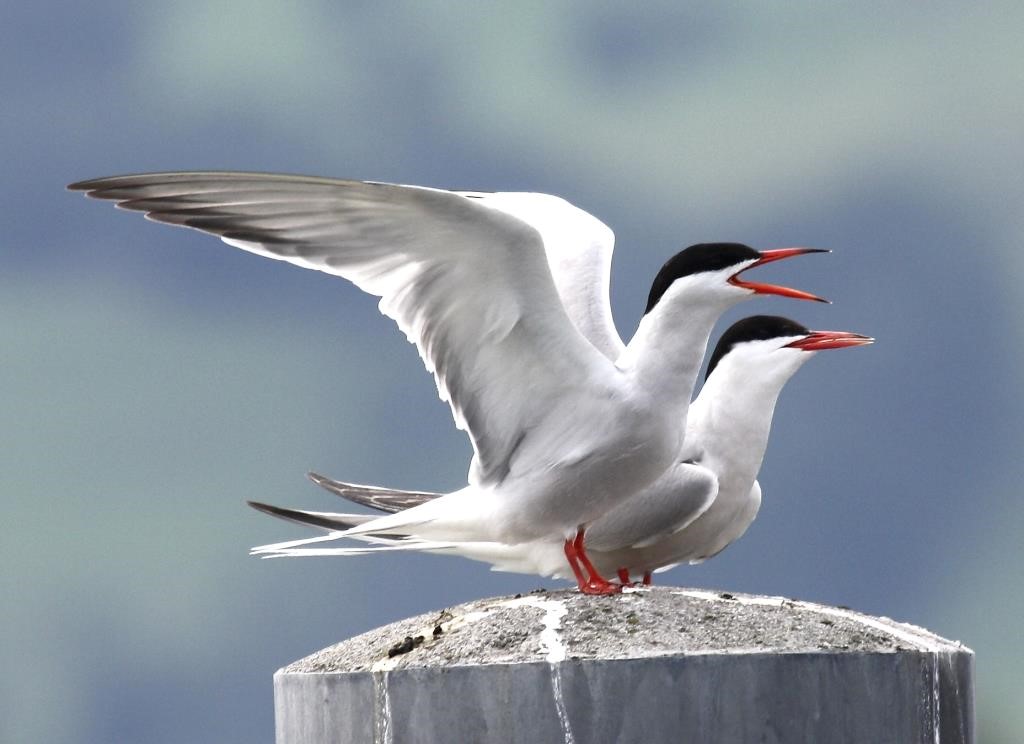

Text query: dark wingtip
(68, 175), (125, 192)
(247, 500), (279, 515)
(68, 177), (118, 195)
(247, 500), (306, 522)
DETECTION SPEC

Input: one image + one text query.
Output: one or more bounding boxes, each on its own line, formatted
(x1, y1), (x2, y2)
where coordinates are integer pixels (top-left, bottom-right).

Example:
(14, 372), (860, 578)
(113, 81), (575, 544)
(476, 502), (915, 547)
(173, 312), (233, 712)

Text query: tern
(251, 316), (873, 584)
(69, 173), (825, 593)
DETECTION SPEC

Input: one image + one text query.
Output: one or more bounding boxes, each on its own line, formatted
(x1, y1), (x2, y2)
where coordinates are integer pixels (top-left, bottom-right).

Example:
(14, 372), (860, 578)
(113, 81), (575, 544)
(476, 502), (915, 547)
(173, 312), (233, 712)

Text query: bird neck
(689, 356), (801, 481)
(617, 293), (728, 413)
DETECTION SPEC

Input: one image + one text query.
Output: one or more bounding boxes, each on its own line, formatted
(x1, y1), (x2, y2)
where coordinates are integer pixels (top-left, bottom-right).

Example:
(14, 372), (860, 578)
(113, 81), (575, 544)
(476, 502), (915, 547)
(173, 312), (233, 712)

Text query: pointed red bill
(786, 330), (875, 351)
(729, 247), (830, 303)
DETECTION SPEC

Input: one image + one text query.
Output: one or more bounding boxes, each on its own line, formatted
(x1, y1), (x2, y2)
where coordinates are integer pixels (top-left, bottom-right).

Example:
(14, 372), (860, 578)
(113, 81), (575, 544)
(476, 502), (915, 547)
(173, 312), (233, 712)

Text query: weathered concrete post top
(274, 587), (973, 744)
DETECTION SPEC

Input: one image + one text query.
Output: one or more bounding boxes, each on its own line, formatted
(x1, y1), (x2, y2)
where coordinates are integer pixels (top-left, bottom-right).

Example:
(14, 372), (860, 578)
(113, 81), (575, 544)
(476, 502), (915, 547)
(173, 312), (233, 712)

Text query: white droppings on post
(367, 606), (501, 742)
(547, 656), (574, 744)
(372, 670), (393, 744)
(502, 596), (573, 743)
(501, 595), (569, 663)
(932, 652), (942, 744)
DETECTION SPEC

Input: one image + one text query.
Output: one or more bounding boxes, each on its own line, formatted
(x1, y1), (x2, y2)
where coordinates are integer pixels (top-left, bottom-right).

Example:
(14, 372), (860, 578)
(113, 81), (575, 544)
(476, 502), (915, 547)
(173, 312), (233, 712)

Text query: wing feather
(458, 191), (625, 361)
(70, 172), (615, 485)
(307, 472), (438, 513)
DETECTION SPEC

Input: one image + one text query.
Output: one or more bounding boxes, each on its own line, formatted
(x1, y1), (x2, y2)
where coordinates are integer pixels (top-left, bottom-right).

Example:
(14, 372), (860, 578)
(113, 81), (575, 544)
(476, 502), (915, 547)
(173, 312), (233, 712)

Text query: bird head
(644, 243), (829, 315)
(705, 315), (874, 383)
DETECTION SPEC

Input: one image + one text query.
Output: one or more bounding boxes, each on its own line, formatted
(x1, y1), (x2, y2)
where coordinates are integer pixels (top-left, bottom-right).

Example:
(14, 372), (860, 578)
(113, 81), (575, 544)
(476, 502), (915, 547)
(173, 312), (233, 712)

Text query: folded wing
(583, 462), (718, 551)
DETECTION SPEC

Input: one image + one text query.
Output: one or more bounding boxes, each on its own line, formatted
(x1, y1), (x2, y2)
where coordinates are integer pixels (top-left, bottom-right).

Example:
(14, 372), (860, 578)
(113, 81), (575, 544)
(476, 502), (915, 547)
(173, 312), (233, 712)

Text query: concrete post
(274, 587), (973, 743)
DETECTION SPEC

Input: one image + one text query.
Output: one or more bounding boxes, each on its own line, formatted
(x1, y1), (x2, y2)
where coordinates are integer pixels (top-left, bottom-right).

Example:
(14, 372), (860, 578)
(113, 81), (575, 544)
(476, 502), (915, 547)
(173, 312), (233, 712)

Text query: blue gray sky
(3, 3), (1022, 742)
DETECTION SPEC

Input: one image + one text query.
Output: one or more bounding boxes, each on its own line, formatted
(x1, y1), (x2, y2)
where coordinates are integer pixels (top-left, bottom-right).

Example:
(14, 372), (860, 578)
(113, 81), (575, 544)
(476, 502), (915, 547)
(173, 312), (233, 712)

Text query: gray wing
(70, 172), (616, 487)
(307, 471), (439, 513)
(583, 462), (718, 552)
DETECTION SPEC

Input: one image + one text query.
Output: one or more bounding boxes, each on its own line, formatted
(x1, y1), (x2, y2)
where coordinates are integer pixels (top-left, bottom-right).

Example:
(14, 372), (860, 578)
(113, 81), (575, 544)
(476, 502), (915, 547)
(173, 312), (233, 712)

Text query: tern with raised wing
(70, 173), (825, 593)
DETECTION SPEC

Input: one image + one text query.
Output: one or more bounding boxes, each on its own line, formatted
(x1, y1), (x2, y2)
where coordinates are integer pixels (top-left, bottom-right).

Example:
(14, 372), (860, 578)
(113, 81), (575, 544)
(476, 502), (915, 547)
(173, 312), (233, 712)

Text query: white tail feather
(339, 486), (492, 541)
(250, 530), (350, 554)
(257, 540), (458, 558)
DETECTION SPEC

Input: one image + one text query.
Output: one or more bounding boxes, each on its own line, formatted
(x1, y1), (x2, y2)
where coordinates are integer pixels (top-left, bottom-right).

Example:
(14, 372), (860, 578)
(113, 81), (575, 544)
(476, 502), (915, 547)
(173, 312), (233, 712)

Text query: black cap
(705, 315), (810, 380)
(644, 243), (760, 315)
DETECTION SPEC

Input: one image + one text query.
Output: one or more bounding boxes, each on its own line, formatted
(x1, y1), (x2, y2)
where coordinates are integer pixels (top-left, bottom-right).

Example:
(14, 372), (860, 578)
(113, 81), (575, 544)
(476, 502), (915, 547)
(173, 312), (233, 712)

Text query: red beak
(728, 247), (830, 303)
(785, 330), (875, 351)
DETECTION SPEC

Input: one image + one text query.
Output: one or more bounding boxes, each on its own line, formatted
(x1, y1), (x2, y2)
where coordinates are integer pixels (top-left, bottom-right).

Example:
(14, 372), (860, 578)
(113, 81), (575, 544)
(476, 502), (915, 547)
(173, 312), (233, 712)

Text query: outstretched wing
(458, 191), (625, 361)
(70, 173), (615, 486)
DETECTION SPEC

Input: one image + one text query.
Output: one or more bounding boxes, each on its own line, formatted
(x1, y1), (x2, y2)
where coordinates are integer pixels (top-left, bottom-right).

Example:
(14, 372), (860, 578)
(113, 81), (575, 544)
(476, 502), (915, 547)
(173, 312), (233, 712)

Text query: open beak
(729, 247), (830, 303)
(786, 330), (875, 351)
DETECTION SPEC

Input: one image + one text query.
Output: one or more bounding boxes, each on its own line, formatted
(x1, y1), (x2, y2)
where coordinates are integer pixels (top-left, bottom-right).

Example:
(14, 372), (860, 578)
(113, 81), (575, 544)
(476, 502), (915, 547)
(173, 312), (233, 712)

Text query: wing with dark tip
(307, 471), (439, 514)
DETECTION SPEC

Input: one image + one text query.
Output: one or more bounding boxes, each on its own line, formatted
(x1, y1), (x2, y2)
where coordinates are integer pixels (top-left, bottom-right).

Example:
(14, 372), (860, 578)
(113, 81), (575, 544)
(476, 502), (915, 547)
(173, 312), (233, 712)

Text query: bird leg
(642, 571), (653, 586)
(562, 538), (591, 589)
(571, 528), (621, 595)
(616, 568), (632, 585)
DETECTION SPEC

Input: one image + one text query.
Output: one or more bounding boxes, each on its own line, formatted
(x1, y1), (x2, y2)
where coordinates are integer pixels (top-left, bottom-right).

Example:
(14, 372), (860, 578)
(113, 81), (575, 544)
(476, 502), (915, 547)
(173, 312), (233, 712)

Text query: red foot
(642, 571), (653, 586)
(617, 568), (632, 585)
(564, 529), (622, 595)
(580, 578), (622, 595)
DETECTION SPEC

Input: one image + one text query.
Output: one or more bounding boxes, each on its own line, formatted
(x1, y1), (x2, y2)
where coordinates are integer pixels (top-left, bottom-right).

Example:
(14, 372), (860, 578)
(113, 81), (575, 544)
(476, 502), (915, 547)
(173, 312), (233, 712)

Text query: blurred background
(3, 3), (1021, 742)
